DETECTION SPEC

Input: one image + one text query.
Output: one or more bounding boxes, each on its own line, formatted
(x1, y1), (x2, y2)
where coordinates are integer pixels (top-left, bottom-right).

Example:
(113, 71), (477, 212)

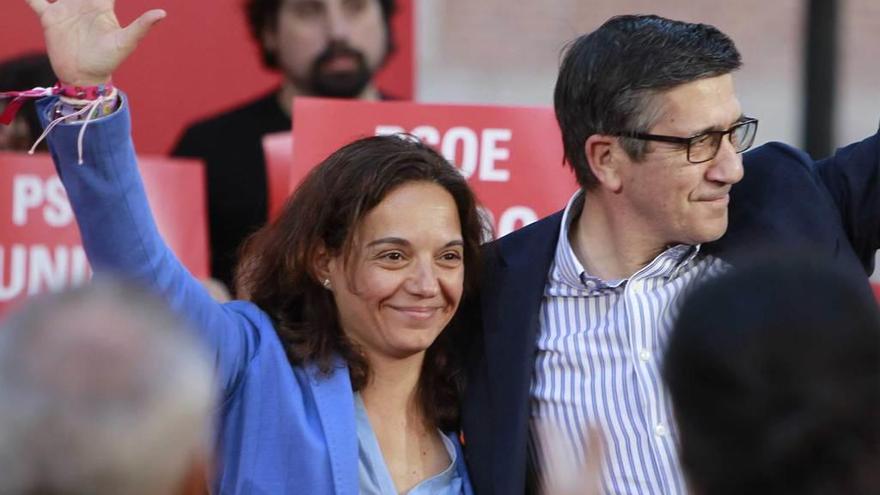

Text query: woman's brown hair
(236, 135), (485, 431)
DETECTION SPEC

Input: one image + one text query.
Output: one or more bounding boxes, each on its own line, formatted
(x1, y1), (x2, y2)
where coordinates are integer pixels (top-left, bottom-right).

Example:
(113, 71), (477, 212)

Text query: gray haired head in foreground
(0, 279), (216, 495)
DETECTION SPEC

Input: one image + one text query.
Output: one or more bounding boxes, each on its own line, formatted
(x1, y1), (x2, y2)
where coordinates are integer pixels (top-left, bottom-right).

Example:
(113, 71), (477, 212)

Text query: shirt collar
(552, 190), (703, 290)
(552, 191), (590, 289)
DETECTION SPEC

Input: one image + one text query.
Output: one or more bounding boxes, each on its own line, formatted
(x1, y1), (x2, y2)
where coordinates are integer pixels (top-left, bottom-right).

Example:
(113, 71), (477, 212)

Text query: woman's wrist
(56, 80), (116, 100)
(53, 86), (120, 121)
(1, 81), (118, 125)
(58, 73), (113, 88)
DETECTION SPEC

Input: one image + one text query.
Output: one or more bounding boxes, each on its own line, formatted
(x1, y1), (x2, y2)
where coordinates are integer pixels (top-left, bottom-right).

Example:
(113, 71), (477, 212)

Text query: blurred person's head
(0, 53), (55, 151)
(664, 255), (880, 495)
(0, 280), (216, 495)
(555, 15), (753, 247)
(237, 134), (485, 431)
(245, 0), (395, 98)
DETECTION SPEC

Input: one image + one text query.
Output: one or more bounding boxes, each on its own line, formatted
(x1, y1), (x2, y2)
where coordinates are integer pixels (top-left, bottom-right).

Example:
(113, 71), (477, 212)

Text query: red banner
(263, 131), (294, 220)
(0, 152), (209, 315)
(283, 98), (577, 238)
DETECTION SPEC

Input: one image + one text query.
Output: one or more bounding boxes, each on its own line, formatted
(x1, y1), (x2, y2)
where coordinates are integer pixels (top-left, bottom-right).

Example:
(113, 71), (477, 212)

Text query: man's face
(615, 74), (745, 246)
(264, 0), (388, 98)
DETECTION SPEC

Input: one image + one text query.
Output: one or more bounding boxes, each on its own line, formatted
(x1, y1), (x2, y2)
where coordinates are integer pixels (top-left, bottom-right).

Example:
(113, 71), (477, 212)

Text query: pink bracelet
(56, 81), (115, 100)
(0, 81), (115, 125)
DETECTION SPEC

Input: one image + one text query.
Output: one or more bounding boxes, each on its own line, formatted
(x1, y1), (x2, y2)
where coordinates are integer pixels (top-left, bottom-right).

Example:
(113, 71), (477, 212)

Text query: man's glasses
(611, 118), (759, 164)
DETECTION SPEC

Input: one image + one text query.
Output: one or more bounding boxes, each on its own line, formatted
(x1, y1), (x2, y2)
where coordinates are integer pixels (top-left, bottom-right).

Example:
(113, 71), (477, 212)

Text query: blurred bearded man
(172, 0), (397, 290)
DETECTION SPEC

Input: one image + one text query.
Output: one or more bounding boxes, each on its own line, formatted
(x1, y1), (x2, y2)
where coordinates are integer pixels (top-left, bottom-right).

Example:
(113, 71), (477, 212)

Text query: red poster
(0, 152), (209, 315)
(288, 98), (577, 238)
(263, 131), (294, 220)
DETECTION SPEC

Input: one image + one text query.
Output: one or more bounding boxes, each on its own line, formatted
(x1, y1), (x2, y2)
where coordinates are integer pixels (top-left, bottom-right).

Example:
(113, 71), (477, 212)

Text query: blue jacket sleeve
(814, 131), (880, 272)
(38, 95), (262, 399)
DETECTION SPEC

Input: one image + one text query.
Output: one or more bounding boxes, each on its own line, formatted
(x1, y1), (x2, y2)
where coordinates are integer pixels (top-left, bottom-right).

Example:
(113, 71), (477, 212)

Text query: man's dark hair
(554, 14), (742, 189)
(244, 0), (397, 69)
(664, 255), (880, 495)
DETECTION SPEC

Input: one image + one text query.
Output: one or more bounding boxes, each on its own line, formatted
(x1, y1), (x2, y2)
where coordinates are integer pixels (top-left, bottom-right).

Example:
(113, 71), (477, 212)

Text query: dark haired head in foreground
(665, 256), (880, 495)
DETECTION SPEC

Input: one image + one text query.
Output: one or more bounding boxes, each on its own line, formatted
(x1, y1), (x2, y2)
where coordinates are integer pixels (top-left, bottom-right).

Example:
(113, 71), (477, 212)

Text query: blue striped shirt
(529, 192), (729, 494)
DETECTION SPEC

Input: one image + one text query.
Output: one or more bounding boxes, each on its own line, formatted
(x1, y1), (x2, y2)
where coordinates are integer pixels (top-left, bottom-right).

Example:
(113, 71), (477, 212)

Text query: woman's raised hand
(537, 421), (605, 495)
(25, 0), (166, 86)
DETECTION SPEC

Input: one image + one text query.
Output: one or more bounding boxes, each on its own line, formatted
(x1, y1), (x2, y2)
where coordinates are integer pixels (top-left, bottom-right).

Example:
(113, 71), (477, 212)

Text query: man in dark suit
(461, 14), (880, 495)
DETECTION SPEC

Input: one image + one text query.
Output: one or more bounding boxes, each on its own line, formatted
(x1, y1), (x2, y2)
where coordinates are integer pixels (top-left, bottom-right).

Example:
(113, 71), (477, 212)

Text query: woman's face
(324, 181), (465, 361)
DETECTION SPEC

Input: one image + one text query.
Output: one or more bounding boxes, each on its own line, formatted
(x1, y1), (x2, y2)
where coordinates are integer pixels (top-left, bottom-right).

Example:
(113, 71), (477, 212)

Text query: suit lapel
(483, 212), (564, 492)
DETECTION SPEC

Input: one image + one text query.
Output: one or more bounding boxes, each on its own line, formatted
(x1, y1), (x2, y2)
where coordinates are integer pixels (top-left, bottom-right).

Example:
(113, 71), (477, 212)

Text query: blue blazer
(40, 97), (473, 495)
(460, 134), (880, 494)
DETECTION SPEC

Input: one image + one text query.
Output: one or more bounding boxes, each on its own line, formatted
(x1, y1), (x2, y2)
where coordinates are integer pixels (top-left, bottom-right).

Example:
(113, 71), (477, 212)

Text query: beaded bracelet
(53, 87), (120, 122)
(1, 81), (116, 125)
(56, 81), (115, 100)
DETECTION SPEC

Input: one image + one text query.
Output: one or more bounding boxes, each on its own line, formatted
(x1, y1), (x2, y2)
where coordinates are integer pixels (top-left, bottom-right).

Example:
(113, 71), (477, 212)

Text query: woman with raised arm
(22, 0), (481, 493)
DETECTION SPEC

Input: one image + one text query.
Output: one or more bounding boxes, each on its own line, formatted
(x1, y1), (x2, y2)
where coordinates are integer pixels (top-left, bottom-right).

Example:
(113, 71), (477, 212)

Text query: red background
(0, 0), (414, 155)
(0, 151), (209, 315)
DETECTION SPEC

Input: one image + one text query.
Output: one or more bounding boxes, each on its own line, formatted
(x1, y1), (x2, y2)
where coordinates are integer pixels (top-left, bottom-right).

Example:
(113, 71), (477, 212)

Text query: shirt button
(639, 349), (651, 362)
(655, 424), (667, 437)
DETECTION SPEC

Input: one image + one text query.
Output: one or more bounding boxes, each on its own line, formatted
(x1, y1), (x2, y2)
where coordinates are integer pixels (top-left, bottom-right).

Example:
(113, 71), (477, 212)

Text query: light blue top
(38, 96), (473, 495)
(355, 394), (464, 494)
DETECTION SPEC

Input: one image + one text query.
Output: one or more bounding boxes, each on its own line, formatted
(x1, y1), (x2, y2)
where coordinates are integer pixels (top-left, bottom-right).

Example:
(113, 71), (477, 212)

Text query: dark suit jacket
(460, 134), (880, 495)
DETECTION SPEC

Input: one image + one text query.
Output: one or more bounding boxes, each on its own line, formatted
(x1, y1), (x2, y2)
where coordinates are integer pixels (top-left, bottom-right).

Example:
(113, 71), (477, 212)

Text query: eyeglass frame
(609, 117), (759, 164)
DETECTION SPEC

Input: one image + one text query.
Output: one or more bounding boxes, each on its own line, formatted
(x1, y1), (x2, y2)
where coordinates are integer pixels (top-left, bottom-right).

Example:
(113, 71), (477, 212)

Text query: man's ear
(584, 134), (625, 193)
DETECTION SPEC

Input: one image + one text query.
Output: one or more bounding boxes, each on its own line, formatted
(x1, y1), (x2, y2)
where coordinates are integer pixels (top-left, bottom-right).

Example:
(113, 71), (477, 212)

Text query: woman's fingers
(119, 8), (167, 50)
(581, 426), (605, 495)
(24, 0), (50, 15)
(536, 421), (606, 495)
